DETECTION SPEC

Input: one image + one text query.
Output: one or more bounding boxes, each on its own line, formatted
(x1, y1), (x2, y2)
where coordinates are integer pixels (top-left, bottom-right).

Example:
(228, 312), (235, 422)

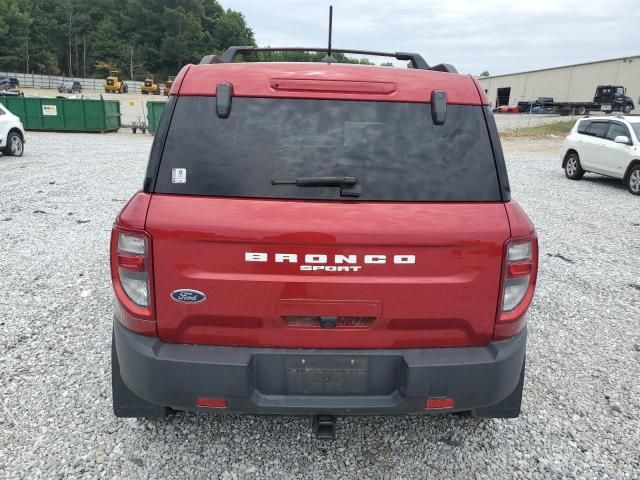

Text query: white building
(477, 55), (640, 111)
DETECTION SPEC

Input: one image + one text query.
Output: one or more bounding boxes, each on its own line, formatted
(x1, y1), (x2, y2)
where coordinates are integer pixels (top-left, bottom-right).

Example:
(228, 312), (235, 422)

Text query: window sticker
(172, 168), (187, 184)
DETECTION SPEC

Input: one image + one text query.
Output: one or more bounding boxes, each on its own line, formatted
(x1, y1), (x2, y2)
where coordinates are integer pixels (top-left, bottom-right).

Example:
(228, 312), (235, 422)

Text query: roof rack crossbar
(205, 46), (435, 70)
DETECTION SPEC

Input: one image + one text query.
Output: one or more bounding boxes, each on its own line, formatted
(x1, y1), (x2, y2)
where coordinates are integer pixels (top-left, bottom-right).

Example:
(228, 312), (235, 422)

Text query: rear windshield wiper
(271, 176), (358, 187)
(271, 176), (361, 197)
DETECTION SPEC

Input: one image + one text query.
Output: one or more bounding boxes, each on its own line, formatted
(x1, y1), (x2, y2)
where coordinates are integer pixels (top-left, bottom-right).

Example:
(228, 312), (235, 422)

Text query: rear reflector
(425, 398), (455, 410)
(195, 396), (227, 408)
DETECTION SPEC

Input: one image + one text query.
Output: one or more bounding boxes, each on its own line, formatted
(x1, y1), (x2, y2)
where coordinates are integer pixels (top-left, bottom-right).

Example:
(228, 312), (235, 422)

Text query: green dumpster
(146, 101), (166, 134)
(0, 96), (121, 132)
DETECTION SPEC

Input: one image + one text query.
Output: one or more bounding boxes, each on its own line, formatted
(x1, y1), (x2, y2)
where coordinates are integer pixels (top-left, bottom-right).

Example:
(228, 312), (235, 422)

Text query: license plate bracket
(286, 356), (368, 395)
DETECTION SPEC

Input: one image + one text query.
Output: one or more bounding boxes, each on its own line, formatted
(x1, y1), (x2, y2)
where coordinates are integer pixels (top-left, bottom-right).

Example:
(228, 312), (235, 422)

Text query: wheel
(576, 106), (587, 115)
(565, 153), (585, 180)
(3, 132), (24, 157)
(627, 165), (640, 195)
(623, 104), (632, 114)
(132, 127), (137, 134)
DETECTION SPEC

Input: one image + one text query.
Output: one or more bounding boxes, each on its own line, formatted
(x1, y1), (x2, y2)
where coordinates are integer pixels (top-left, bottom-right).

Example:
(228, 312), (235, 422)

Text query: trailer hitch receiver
(313, 415), (337, 440)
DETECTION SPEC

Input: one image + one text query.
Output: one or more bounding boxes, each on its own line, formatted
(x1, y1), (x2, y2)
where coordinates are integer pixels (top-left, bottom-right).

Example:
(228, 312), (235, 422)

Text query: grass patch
(502, 120), (576, 138)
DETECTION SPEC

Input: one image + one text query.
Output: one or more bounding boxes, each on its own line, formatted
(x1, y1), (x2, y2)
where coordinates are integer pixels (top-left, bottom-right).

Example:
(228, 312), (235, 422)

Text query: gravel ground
(1, 132), (639, 479)
(494, 113), (581, 132)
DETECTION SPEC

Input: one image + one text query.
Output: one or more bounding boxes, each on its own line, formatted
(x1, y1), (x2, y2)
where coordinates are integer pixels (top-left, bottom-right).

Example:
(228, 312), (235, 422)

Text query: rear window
(584, 121), (609, 138)
(155, 97), (501, 201)
(577, 120), (592, 134)
(606, 122), (629, 141)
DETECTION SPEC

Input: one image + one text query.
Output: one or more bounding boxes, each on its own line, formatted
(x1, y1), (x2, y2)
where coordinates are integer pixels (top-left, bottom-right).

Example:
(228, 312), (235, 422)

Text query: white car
(562, 115), (640, 195)
(0, 103), (25, 157)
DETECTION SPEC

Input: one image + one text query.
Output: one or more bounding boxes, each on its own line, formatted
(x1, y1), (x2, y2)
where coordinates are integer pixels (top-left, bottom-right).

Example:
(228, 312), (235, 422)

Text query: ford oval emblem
(171, 289), (207, 304)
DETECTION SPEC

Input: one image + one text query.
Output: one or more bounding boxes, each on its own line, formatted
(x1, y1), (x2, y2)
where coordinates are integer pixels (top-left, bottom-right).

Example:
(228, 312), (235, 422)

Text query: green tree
(0, 0), (31, 72)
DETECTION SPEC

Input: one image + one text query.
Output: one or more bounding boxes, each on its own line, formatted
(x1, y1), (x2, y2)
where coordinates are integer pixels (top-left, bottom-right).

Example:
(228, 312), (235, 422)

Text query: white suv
(0, 103), (25, 157)
(562, 116), (640, 195)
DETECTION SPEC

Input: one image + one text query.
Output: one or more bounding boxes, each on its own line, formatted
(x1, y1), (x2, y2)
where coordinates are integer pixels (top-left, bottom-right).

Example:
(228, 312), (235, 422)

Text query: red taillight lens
(425, 398), (455, 410)
(110, 227), (155, 336)
(495, 236), (538, 340)
(195, 396), (227, 408)
(117, 254), (145, 272)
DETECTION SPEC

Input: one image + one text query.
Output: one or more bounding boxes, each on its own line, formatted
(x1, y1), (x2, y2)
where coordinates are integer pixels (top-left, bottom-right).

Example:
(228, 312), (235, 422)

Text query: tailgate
(146, 196), (509, 349)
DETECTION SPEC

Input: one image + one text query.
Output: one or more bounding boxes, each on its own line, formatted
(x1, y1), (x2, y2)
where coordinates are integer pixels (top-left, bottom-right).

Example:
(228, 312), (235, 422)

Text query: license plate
(601, 104), (612, 111)
(286, 356), (368, 395)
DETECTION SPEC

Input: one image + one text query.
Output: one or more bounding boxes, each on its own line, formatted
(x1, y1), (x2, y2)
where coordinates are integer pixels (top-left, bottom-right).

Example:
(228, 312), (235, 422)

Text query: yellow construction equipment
(104, 71), (128, 94)
(141, 77), (160, 95)
(163, 76), (175, 96)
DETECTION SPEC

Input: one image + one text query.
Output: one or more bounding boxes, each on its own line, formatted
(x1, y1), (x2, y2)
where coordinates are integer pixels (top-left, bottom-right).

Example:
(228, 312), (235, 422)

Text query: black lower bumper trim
(113, 319), (526, 415)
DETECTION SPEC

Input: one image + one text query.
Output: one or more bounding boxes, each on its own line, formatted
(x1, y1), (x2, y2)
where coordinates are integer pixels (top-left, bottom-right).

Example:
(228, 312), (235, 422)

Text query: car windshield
(156, 97), (502, 201)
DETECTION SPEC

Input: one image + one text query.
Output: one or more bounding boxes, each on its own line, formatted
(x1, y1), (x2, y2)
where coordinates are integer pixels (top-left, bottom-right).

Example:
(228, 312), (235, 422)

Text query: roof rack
(200, 46), (457, 73)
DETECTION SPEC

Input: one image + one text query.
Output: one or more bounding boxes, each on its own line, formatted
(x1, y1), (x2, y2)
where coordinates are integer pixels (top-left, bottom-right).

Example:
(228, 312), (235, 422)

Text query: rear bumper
(113, 319), (526, 415)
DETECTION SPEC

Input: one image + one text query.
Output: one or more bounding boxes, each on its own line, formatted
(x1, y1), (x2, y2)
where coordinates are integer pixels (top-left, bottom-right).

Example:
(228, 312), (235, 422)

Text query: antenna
(328, 5), (333, 57)
(321, 6), (337, 63)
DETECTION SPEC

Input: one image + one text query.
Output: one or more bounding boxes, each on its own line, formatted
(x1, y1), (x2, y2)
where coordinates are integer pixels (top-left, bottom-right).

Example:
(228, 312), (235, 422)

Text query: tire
(623, 104), (633, 114)
(576, 106), (587, 115)
(627, 165), (640, 196)
(565, 152), (584, 180)
(3, 132), (24, 157)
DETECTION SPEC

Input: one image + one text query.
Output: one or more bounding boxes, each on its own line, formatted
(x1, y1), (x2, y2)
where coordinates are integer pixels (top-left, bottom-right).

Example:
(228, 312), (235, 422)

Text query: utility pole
(83, 34), (86, 79)
(130, 46), (134, 80)
(25, 26), (29, 74)
(75, 31), (79, 79)
(68, 12), (73, 77)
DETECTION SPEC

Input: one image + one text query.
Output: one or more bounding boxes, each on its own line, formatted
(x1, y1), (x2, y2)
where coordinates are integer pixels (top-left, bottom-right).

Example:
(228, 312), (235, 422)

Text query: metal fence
(1, 71), (146, 94)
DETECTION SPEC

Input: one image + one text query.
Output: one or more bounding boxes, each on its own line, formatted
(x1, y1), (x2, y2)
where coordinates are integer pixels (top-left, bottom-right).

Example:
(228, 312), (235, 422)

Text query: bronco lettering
(244, 252), (416, 264)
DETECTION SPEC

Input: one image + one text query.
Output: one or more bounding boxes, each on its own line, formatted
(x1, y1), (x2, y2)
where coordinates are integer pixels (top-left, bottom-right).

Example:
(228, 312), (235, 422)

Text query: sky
(221, 0), (640, 76)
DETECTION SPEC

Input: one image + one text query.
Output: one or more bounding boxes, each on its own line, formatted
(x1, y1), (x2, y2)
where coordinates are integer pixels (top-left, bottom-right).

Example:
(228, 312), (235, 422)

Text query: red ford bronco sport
(111, 47), (538, 438)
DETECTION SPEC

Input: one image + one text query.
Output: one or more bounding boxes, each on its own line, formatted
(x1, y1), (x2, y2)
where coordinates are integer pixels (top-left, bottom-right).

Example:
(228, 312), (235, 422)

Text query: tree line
(0, 0), (256, 80)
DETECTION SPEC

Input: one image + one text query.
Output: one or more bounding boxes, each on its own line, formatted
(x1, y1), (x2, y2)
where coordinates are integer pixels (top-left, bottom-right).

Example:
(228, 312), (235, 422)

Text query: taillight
(495, 236), (538, 340)
(110, 227), (156, 336)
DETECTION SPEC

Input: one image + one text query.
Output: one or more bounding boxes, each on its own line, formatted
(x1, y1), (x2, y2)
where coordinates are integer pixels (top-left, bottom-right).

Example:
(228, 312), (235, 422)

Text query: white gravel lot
(1, 132), (639, 479)
(494, 113), (580, 132)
